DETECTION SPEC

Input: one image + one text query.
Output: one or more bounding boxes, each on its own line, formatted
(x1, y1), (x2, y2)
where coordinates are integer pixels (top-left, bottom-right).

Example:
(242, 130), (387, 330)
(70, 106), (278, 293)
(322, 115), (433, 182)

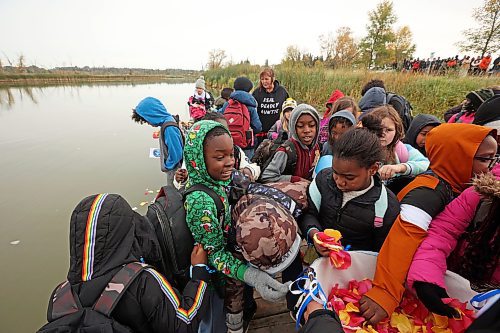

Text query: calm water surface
(0, 82), (195, 332)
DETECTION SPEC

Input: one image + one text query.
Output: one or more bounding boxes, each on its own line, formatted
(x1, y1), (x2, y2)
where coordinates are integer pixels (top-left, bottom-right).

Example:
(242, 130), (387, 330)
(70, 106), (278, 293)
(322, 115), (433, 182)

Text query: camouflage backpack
(37, 262), (150, 333)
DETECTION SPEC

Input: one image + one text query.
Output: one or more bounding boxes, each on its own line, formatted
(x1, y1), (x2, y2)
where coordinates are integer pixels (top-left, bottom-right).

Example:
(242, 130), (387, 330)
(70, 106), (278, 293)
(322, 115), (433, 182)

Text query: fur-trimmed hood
(473, 167), (500, 199)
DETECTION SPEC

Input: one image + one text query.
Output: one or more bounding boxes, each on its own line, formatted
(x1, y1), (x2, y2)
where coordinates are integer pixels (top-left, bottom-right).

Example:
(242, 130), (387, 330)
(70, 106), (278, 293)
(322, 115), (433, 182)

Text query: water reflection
(0, 79), (194, 110)
(0, 81), (196, 332)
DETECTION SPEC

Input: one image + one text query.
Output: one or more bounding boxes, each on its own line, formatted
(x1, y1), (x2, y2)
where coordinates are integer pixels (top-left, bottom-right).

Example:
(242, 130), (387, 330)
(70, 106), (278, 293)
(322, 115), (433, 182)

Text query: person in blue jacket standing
(219, 76), (262, 159)
(132, 97), (184, 186)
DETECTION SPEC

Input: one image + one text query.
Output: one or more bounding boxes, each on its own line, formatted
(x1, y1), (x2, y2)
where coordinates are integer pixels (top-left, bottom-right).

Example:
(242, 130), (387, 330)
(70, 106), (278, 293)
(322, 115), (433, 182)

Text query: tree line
(208, 0), (499, 70)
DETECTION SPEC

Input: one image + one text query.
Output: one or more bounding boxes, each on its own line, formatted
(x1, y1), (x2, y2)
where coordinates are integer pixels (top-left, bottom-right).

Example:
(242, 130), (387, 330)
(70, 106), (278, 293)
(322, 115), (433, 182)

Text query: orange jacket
(365, 124), (494, 315)
(479, 56), (491, 70)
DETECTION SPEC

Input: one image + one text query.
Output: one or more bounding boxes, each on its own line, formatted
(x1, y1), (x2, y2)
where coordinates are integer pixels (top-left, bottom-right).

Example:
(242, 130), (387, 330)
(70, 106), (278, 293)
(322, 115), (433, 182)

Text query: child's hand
(304, 300), (326, 322)
(241, 167), (254, 181)
(175, 169), (188, 183)
(309, 229), (330, 257)
(359, 295), (388, 325)
(378, 164), (405, 180)
(191, 244), (207, 266)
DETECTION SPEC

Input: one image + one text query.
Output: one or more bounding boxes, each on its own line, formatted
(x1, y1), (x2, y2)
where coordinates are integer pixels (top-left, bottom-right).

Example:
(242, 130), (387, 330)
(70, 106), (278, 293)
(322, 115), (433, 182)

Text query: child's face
(204, 134), (235, 181)
(380, 117), (396, 147)
(330, 122), (351, 144)
(332, 158), (378, 192)
(196, 87), (204, 95)
(284, 109), (292, 121)
(295, 114), (317, 146)
(416, 125), (436, 148)
(472, 135), (498, 176)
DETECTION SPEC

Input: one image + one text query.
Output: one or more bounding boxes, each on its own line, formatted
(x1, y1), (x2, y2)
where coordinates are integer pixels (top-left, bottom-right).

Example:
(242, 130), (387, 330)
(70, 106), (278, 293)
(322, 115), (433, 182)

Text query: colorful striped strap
(146, 268), (207, 324)
(82, 193), (108, 281)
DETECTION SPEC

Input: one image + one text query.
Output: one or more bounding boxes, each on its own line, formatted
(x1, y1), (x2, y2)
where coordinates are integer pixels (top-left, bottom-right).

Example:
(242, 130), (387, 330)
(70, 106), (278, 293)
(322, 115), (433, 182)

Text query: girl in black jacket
(301, 128), (400, 254)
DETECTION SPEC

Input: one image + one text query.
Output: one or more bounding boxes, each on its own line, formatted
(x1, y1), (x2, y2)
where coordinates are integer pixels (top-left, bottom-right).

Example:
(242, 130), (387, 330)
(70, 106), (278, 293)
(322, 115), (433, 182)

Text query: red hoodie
(323, 90), (345, 119)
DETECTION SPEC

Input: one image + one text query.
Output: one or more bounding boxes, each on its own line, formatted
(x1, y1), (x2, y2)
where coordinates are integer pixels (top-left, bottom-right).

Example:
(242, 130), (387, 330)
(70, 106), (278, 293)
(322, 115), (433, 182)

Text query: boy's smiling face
(204, 133), (235, 181)
(295, 114), (317, 146)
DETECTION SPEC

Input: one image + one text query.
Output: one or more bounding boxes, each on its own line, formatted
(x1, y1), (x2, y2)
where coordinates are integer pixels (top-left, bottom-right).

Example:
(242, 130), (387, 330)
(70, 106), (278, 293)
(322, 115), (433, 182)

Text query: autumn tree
(389, 26), (416, 65)
(207, 49), (227, 69)
(334, 27), (359, 67)
(458, 0), (500, 57)
(320, 27), (359, 68)
(360, 0), (397, 68)
(282, 45), (303, 66)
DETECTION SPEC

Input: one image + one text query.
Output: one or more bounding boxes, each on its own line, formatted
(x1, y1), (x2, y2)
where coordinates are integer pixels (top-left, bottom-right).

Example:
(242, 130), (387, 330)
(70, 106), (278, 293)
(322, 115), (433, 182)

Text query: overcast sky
(0, 0), (485, 70)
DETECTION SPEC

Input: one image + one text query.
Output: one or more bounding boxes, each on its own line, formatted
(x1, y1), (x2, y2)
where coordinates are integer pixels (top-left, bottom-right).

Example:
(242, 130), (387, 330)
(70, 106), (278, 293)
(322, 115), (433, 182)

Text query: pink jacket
(447, 112), (475, 124)
(407, 166), (500, 290)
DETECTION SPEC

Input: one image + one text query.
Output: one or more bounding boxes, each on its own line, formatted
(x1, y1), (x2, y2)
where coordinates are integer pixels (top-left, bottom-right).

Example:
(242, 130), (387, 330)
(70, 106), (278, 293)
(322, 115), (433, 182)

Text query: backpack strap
(184, 184), (225, 227)
(374, 184), (388, 228)
(48, 281), (81, 321)
(385, 92), (393, 105)
(93, 262), (150, 317)
(283, 140), (298, 175)
(233, 146), (241, 171)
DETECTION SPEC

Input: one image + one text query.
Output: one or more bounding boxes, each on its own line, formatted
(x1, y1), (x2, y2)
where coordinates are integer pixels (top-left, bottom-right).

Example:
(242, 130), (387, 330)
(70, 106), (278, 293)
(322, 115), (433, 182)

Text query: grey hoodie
(261, 104), (320, 183)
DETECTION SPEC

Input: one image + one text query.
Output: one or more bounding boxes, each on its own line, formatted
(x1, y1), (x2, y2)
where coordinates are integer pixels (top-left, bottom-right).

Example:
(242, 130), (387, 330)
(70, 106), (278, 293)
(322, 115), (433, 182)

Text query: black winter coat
(301, 169), (400, 251)
(47, 194), (210, 333)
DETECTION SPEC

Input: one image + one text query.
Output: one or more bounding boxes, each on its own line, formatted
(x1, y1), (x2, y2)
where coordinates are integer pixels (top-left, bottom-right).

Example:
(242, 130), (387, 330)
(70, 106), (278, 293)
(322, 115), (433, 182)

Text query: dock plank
(248, 312), (295, 332)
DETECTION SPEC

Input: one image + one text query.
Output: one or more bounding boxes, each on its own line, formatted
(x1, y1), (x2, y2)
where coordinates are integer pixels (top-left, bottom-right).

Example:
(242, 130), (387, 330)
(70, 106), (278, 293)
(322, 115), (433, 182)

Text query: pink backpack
(395, 141), (409, 163)
(188, 96), (207, 120)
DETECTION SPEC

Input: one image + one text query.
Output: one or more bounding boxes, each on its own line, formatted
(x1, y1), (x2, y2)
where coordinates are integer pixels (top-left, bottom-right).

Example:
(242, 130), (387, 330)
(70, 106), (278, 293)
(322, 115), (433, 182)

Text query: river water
(0, 82), (196, 332)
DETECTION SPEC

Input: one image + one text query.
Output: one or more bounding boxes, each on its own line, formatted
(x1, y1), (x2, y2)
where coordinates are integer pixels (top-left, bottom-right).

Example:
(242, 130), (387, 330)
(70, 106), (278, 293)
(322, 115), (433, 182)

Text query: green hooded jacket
(184, 120), (247, 281)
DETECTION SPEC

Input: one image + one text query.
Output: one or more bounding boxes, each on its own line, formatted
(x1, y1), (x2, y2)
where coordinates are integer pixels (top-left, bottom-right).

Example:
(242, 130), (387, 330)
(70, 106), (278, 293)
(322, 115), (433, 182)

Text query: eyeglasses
(474, 154), (500, 169)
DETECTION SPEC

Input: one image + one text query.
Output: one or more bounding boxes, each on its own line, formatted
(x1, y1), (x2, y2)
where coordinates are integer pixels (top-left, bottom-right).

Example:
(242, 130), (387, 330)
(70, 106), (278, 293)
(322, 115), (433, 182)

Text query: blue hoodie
(218, 90), (262, 133)
(359, 87), (387, 113)
(135, 97), (183, 170)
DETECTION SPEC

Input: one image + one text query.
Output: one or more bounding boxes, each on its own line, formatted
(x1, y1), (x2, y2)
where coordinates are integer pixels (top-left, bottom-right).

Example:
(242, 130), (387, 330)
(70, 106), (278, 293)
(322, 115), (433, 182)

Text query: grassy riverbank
(205, 64), (499, 118)
(0, 73), (197, 87)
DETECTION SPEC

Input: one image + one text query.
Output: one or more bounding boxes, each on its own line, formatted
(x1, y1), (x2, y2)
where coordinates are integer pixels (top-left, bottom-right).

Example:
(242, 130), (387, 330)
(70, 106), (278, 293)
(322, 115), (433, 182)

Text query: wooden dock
(247, 243), (311, 332)
(247, 294), (295, 333)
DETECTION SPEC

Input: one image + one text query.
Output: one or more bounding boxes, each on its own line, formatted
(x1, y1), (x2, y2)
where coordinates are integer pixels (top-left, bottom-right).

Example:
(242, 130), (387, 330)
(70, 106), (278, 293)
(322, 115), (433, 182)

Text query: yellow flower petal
(345, 302), (360, 312)
(324, 229), (342, 241)
(432, 313), (449, 328)
(431, 327), (451, 333)
(390, 312), (413, 333)
(358, 325), (378, 333)
(339, 310), (350, 325)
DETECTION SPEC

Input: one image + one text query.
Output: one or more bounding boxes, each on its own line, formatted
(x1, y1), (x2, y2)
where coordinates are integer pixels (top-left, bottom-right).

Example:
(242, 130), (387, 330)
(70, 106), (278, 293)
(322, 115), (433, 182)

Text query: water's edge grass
(0, 73), (196, 87)
(204, 64), (499, 118)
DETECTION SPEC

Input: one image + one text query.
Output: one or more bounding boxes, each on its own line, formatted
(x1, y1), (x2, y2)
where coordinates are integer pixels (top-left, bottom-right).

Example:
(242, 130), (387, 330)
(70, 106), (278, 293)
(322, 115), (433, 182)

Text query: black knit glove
(414, 281), (460, 318)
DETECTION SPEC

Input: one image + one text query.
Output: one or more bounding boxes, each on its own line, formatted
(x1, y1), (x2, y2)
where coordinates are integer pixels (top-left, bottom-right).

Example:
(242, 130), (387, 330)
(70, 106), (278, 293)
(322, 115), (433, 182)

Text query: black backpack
(386, 92), (413, 131)
(254, 139), (297, 182)
(145, 184), (224, 288)
(37, 262), (149, 333)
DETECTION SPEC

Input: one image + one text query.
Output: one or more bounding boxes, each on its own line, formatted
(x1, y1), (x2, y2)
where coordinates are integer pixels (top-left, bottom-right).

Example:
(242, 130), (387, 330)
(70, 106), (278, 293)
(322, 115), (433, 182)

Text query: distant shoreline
(0, 73), (197, 87)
